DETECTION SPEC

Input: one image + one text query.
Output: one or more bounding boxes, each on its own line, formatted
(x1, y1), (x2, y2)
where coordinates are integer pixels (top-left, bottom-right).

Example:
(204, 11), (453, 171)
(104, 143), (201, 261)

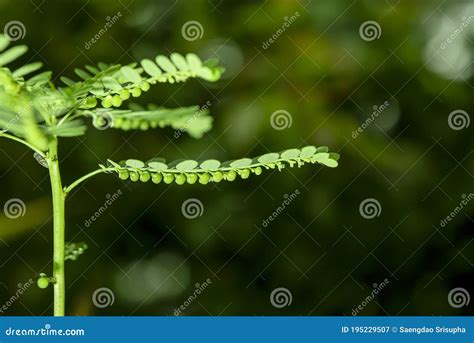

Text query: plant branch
(57, 105), (81, 126)
(48, 138), (66, 316)
(64, 168), (111, 196)
(0, 132), (47, 158)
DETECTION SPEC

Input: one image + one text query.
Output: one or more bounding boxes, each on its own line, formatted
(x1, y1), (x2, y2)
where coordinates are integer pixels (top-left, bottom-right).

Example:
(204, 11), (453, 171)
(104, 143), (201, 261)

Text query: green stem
(64, 168), (109, 196)
(0, 132), (46, 158)
(48, 138), (66, 316)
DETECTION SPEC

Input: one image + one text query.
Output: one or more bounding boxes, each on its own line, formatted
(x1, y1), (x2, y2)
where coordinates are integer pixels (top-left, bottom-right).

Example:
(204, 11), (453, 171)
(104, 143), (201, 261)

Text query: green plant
(0, 34), (339, 316)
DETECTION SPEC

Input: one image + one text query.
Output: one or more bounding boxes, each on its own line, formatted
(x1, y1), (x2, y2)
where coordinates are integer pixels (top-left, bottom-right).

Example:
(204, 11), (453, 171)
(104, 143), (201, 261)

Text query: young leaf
(156, 55), (177, 73)
(141, 59), (162, 77)
(0, 34), (10, 51)
(12, 62), (43, 78)
(121, 66), (142, 83)
(0, 45), (28, 66)
(102, 145), (340, 185)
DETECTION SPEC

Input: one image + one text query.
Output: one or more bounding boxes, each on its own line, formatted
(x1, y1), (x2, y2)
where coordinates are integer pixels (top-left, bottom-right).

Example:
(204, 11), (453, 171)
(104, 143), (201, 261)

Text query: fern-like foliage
(101, 146), (339, 185)
(79, 104), (212, 138)
(0, 34), (223, 149)
(0, 31), (340, 318)
(0, 33), (340, 185)
(60, 52), (223, 110)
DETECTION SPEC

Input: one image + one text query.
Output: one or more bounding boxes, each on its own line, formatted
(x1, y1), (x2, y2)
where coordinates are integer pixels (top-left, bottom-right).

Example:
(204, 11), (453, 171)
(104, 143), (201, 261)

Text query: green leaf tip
(62, 52), (223, 110)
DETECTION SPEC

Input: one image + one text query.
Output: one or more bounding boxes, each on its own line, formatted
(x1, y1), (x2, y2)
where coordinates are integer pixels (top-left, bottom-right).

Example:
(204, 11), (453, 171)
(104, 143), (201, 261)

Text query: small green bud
(119, 89), (130, 100)
(131, 87), (142, 97)
(139, 172), (150, 182)
(130, 171), (140, 182)
(140, 82), (150, 91)
(199, 173), (210, 185)
(212, 171), (223, 182)
(225, 171), (237, 181)
(175, 174), (186, 185)
(80, 97), (97, 109)
(118, 170), (129, 180)
(163, 173), (174, 184)
(121, 120), (132, 130)
(37, 274), (49, 289)
(101, 96), (113, 108)
(239, 169), (250, 179)
(186, 174), (198, 184)
(111, 95), (122, 107)
(114, 117), (123, 128)
(152, 173), (163, 184)
(131, 119), (141, 129)
(139, 121), (149, 130)
(253, 166), (263, 175)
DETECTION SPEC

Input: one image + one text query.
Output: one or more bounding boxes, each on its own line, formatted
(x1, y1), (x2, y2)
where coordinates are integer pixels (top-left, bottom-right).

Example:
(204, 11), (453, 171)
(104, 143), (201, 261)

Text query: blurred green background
(0, 0), (473, 316)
